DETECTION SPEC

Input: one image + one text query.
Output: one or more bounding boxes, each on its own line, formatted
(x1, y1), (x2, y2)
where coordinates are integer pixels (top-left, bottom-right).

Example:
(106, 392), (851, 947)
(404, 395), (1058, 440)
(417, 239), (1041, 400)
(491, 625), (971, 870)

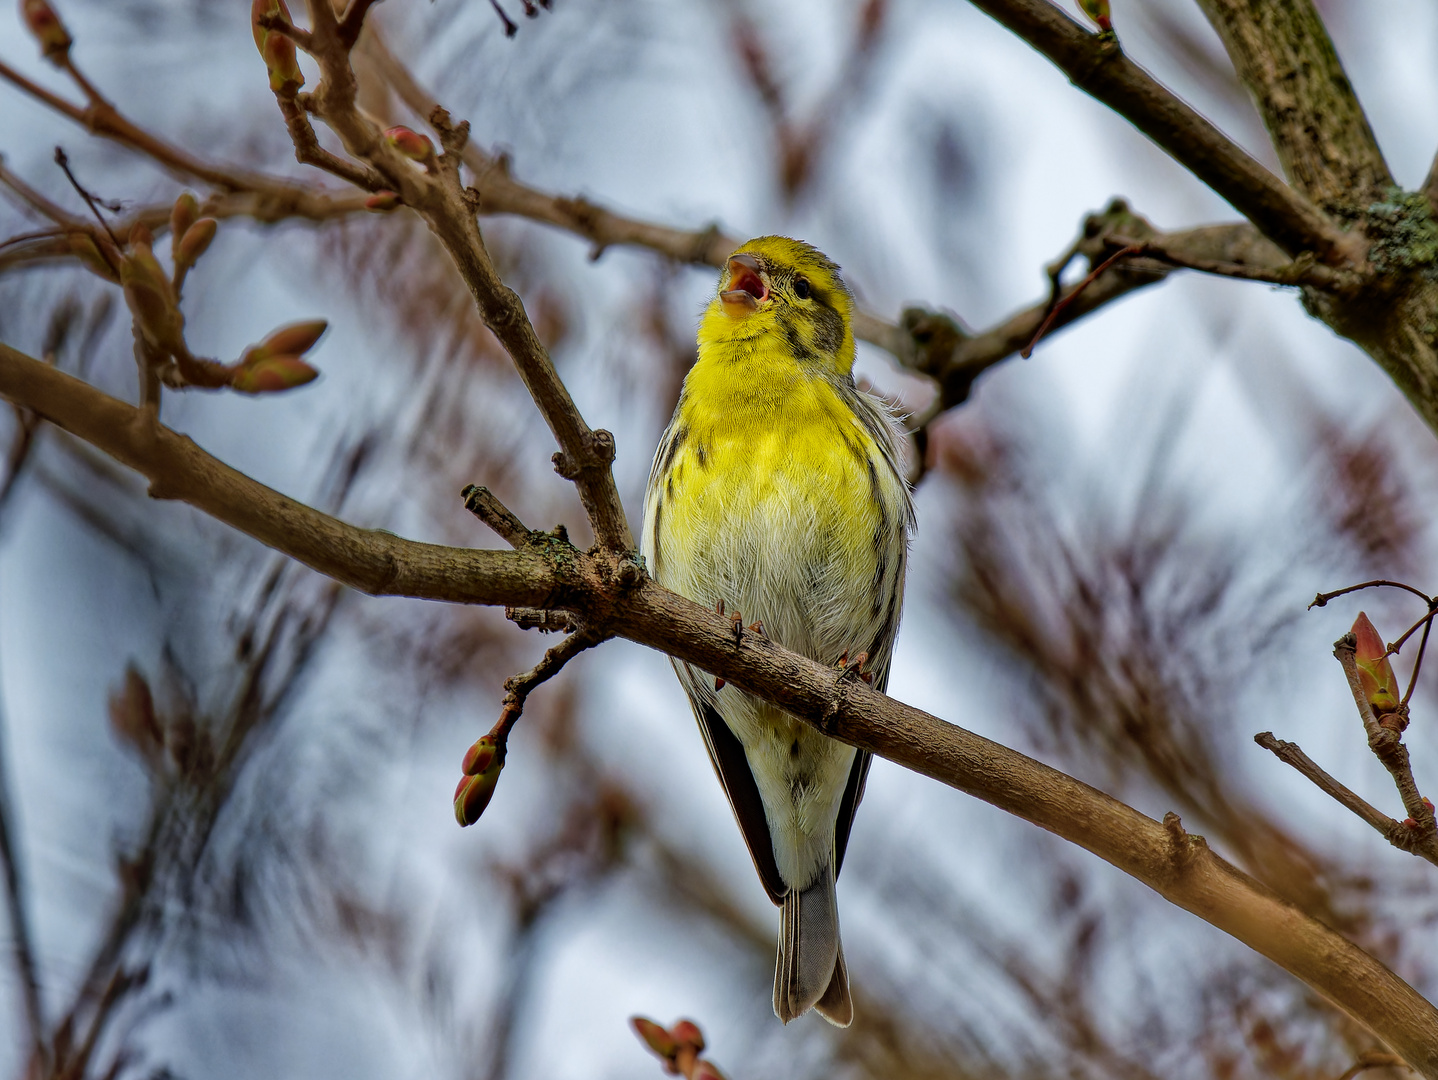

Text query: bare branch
(1254, 731), (1438, 868)
(291, 9), (633, 551)
(1194, 0), (1393, 209)
(0, 59), (368, 221)
(911, 211), (1320, 410)
(960, 0), (1359, 264)
(0, 342), (1435, 1072)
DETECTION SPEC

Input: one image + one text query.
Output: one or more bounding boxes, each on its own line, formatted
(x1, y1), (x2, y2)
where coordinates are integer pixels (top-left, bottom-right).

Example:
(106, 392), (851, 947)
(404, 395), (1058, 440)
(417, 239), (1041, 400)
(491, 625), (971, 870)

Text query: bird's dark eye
(793, 277), (811, 300)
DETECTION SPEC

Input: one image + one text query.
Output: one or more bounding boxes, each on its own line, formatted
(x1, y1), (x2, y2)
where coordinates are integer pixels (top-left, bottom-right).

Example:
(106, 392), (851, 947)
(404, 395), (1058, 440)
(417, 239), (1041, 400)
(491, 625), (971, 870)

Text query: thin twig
(462, 484), (533, 548)
(53, 147), (121, 246)
(1254, 732), (1438, 868)
(1403, 615), (1433, 707)
(0, 59), (362, 220)
(1310, 580), (1434, 609)
(1021, 245), (1141, 358)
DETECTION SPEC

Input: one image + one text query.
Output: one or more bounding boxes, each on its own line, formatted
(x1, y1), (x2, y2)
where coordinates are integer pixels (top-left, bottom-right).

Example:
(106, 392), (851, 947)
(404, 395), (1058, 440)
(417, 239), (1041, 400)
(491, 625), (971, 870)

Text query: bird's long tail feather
(774, 861), (852, 1027)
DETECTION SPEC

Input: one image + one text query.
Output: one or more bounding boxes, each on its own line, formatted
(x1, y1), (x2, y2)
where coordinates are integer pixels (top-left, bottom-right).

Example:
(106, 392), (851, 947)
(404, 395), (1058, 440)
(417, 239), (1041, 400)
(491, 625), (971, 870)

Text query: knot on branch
(899, 307), (967, 380)
(551, 429), (616, 479)
(506, 606), (575, 633)
(689, 223), (723, 265)
(1068, 32), (1123, 87)
(1162, 811), (1198, 870)
(428, 105), (470, 157)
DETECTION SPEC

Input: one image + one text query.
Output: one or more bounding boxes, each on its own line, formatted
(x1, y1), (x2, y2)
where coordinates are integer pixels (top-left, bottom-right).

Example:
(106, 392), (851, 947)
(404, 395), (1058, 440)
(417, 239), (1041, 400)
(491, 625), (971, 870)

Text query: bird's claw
(836, 650), (873, 684)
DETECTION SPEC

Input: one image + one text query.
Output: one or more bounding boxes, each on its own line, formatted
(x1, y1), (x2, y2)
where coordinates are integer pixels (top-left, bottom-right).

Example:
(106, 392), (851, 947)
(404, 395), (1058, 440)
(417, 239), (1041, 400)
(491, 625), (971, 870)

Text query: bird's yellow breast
(645, 335), (895, 656)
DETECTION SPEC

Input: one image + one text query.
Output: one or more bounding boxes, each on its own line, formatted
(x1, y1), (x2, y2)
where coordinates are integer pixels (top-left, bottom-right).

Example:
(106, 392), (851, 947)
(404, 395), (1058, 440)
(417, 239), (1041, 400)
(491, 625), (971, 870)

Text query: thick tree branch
(960, 0), (1360, 264)
(1194, 0), (1393, 211)
(0, 343), (560, 607)
(0, 341), (1435, 1075)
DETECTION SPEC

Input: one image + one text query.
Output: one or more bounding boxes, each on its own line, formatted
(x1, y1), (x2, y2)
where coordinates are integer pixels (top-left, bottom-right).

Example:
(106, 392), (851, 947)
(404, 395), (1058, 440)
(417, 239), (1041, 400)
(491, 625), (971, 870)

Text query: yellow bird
(642, 237), (913, 1026)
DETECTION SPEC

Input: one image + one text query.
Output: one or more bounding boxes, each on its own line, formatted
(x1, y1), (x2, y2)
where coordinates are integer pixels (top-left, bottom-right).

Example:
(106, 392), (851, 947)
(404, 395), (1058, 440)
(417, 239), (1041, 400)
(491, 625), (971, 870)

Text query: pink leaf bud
(20, 0), (72, 61)
(461, 734), (498, 776)
(453, 764), (503, 827)
(229, 355), (319, 394)
(384, 126), (435, 163)
(670, 1020), (704, 1052)
(258, 319), (328, 358)
(629, 1017), (679, 1060)
(364, 191), (402, 212)
(1352, 612), (1400, 715)
(174, 218), (217, 270)
(1077, 0), (1111, 31)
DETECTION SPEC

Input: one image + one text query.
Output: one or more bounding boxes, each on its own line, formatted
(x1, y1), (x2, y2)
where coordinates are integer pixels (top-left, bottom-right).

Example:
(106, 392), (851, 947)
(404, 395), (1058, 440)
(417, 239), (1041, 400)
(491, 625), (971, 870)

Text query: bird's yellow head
(697, 236), (856, 377)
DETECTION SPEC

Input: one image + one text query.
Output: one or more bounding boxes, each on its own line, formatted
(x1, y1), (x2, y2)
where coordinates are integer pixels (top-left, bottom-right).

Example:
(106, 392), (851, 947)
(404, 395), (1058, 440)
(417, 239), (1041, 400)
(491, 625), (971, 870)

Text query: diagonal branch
(0, 340), (1436, 1075)
(1194, 0), (1393, 210)
(960, 0), (1360, 264)
(0, 58), (365, 221)
(289, 2), (633, 551)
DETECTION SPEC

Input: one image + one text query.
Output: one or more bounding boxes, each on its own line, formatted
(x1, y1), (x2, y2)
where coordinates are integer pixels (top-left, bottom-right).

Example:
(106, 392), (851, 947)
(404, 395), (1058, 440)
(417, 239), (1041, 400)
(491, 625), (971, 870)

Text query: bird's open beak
(720, 253), (768, 315)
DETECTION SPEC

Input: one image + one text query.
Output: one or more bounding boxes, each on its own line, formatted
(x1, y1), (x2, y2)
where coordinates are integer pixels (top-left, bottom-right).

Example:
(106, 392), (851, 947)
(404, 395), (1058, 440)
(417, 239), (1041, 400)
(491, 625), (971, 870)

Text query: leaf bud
(384, 126), (435, 164)
(629, 1017), (679, 1060)
(453, 764), (503, 827)
(364, 191), (402, 212)
(1077, 0), (1111, 31)
(259, 318), (328, 358)
(670, 1020), (704, 1052)
(20, 0), (72, 62)
(461, 734), (498, 776)
(174, 218), (217, 271)
(120, 238), (184, 352)
(170, 193), (199, 256)
(1352, 612), (1400, 715)
(229, 355), (319, 394)
(251, 0), (304, 93)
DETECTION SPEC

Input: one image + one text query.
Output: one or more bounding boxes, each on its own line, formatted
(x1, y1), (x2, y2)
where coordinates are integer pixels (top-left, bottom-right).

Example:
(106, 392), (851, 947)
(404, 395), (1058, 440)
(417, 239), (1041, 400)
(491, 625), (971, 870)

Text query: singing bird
(642, 237), (912, 1026)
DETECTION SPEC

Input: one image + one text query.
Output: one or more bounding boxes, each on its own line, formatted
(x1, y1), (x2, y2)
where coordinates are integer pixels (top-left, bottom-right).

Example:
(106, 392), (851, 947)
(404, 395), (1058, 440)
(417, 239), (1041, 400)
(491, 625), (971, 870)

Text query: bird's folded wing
(835, 660), (889, 877)
(693, 698), (787, 904)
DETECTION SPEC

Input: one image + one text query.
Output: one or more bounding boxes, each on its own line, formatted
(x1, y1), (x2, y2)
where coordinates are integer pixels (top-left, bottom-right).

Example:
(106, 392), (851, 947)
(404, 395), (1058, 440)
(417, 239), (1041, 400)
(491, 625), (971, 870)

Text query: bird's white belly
(657, 473), (869, 890)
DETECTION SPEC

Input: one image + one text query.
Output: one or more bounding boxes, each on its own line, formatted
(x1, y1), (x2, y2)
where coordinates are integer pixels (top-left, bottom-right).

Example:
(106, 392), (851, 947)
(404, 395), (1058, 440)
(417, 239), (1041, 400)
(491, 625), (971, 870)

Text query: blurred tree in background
(1, 1), (1438, 1078)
